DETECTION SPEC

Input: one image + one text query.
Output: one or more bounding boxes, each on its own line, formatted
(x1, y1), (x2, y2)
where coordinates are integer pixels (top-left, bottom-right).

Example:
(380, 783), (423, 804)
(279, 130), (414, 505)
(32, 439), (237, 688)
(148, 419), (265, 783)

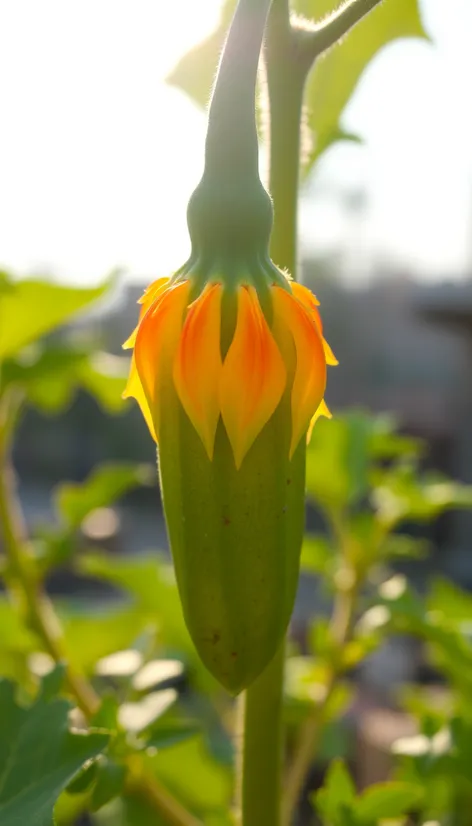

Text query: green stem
(282, 582), (358, 826)
(266, 58), (305, 277)
(0, 427), (100, 717)
(238, 643), (285, 826)
(307, 0), (384, 58)
(205, 0), (272, 177)
(265, 3), (308, 279)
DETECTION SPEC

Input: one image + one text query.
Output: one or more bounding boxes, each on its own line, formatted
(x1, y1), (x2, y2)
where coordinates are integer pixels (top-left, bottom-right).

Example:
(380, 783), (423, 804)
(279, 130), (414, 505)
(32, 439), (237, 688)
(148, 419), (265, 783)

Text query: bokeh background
(2, 0), (472, 813)
(2, 0), (471, 572)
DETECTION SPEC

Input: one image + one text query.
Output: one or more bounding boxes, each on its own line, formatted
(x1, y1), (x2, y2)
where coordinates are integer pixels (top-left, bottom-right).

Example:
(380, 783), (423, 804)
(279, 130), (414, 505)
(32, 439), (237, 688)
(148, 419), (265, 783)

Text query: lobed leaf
(0, 276), (112, 361)
(55, 463), (153, 529)
(0, 678), (108, 826)
(166, 0), (427, 174)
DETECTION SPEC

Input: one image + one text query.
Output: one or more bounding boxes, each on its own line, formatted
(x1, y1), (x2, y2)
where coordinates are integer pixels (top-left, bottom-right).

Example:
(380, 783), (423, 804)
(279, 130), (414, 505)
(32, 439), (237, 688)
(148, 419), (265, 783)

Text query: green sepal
(158, 376), (305, 694)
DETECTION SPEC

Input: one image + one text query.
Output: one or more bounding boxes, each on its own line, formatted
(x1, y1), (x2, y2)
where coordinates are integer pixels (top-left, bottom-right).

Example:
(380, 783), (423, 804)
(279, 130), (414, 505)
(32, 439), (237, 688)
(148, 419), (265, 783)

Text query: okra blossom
(123, 272), (336, 470)
(121, 0), (338, 692)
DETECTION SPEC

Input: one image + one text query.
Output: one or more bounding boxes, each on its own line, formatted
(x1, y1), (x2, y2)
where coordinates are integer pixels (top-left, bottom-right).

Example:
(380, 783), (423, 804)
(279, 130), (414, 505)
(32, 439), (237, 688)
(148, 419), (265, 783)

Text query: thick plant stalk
(238, 645), (285, 826)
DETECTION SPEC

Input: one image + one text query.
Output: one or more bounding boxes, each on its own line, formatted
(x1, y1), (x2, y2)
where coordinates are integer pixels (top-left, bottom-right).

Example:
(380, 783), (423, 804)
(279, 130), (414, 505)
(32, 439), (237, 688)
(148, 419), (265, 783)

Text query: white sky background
(0, 0), (471, 285)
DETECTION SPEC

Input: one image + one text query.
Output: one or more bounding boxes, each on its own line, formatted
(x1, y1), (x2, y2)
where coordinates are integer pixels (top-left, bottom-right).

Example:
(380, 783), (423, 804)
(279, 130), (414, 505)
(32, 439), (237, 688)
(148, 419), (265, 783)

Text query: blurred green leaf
(1, 345), (89, 412)
(77, 353), (128, 413)
(0, 598), (37, 683)
(300, 0), (427, 170)
(120, 793), (168, 826)
(167, 0), (426, 173)
(354, 781), (422, 821)
(369, 416), (423, 460)
(381, 533), (429, 561)
(166, 0), (234, 109)
(285, 655), (328, 705)
(0, 276), (112, 360)
(1, 345), (128, 415)
(376, 576), (472, 694)
(118, 690), (178, 734)
(60, 605), (153, 674)
(75, 554), (217, 692)
(90, 759), (126, 812)
(77, 554), (191, 655)
(55, 463), (153, 529)
(427, 579), (472, 625)
(314, 759), (356, 825)
(372, 464), (472, 527)
(146, 720), (200, 751)
(306, 412), (374, 511)
(0, 678), (108, 826)
(66, 760), (99, 795)
(150, 736), (232, 816)
(301, 534), (335, 574)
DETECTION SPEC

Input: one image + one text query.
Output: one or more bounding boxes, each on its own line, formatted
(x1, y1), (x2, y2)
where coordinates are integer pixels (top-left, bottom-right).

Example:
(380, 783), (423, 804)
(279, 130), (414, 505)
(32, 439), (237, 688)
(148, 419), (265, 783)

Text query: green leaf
(76, 553), (218, 693)
(1, 344), (128, 415)
(427, 579), (472, 626)
(60, 605), (152, 674)
(166, 0), (427, 174)
(372, 464), (472, 528)
(55, 463), (153, 529)
(0, 276), (112, 361)
(300, 535), (335, 575)
(121, 793), (168, 826)
(151, 736), (232, 815)
(380, 533), (429, 561)
(77, 353), (128, 413)
(76, 554), (191, 652)
(146, 720), (200, 751)
(300, 0), (427, 170)
(90, 759), (126, 812)
(1, 345), (89, 413)
(66, 760), (99, 795)
(0, 598), (37, 683)
(118, 690), (178, 734)
(166, 0), (235, 108)
(0, 679), (108, 826)
(306, 412), (373, 511)
(314, 759), (356, 825)
(355, 781), (422, 821)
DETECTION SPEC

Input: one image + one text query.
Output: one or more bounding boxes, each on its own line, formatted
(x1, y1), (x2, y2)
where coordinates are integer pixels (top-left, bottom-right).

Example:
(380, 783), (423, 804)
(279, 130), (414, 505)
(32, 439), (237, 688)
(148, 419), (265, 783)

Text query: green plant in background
(2, 2), (472, 826)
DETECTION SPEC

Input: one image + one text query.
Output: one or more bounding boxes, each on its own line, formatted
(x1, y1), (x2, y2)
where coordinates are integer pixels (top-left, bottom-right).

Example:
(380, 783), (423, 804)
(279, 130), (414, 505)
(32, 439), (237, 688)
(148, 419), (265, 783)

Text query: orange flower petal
(291, 282), (338, 366)
(306, 399), (332, 444)
(321, 338), (338, 367)
(220, 286), (286, 469)
(138, 276), (171, 307)
(273, 287), (326, 459)
(134, 281), (190, 440)
(291, 282), (320, 309)
(173, 283), (223, 460)
(123, 277), (170, 350)
(123, 353), (157, 441)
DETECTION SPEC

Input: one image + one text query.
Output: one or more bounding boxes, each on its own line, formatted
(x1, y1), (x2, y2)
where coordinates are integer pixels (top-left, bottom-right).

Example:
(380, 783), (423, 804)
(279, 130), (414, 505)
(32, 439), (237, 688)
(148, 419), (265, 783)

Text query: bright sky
(0, 0), (471, 285)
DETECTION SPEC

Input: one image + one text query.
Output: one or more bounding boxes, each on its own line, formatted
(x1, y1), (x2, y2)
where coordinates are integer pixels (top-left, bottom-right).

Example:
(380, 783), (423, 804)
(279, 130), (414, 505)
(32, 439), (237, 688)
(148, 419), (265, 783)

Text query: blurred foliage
(0, 668), (108, 826)
(0, 3), (470, 823)
(166, 0), (427, 173)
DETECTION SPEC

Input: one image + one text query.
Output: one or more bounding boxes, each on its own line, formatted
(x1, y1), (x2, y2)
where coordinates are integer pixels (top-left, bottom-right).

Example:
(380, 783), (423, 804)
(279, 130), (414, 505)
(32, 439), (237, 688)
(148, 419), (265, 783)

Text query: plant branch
(205, 0), (273, 176)
(282, 581), (358, 825)
(237, 643), (285, 826)
(0, 420), (201, 826)
(266, 6), (308, 277)
(126, 766), (202, 826)
(0, 430), (100, 717)
(307, 0), (384, 58)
